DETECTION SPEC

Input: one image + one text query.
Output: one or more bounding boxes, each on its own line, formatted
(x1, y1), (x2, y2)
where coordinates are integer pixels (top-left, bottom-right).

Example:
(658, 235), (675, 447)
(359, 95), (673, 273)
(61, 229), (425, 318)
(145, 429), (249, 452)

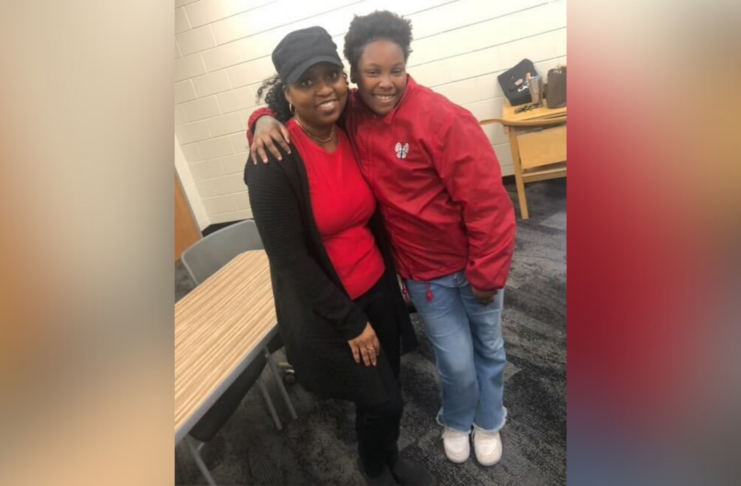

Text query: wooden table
(481, 101), (567, 220)
(175, 250), (277, 444)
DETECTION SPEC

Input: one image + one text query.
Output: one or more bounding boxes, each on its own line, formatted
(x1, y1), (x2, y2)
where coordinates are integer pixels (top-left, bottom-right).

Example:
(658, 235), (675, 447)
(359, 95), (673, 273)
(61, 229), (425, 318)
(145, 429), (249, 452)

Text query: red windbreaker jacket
(249, 76), (515, 291)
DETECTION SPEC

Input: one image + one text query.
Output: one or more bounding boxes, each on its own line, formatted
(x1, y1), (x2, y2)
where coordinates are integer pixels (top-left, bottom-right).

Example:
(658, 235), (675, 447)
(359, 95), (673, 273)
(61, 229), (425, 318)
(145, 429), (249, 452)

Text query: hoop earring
(289, 103), (295, 114)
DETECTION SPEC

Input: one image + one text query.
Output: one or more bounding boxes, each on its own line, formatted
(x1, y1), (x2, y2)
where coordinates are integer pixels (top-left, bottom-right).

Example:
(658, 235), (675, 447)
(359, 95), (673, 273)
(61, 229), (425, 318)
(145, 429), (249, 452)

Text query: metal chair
(180, 220), (297, 485)
(181, 219), (265, 280)
(183, 352), (276, 486)
(181, 219), (296, 381)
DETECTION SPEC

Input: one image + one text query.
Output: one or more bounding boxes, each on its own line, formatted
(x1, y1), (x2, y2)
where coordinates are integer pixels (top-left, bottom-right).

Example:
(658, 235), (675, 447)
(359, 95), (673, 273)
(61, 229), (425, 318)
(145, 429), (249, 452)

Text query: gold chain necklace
(294, 115), (335, 144)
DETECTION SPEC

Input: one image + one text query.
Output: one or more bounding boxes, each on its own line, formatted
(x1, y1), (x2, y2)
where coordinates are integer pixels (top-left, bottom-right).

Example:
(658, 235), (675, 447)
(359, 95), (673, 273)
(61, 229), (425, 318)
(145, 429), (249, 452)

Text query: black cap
(272, 26), (344, 85)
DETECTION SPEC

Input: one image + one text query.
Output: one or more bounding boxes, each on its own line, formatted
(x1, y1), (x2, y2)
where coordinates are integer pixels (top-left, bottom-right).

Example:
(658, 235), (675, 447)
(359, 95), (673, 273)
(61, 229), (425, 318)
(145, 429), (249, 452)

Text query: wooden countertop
(501, 100), (567, 122)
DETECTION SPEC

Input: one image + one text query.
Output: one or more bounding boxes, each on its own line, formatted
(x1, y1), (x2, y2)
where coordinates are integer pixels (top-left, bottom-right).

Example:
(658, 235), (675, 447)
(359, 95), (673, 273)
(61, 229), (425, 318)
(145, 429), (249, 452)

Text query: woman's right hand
(250, 116), (291, 164)
(348, 323), (381, 367)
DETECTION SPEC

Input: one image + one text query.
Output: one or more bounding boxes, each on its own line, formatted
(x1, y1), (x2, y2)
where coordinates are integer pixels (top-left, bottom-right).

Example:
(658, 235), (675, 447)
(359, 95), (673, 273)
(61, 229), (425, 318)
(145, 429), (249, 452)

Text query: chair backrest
(181, 219), (264, 285)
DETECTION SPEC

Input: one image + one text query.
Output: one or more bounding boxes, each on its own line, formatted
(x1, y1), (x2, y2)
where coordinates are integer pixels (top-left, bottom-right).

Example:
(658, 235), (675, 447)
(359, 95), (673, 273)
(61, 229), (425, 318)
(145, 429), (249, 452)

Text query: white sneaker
(441, 426), (470, 463)
(472, 426), (502, 466)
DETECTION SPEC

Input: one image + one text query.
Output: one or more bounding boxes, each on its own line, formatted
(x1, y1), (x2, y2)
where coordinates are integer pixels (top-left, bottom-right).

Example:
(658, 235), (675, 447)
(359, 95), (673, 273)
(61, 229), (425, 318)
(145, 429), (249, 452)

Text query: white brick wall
(193, 70), (233, 97)
(175, 53), (207, 81)
(175, 136), (209, 230)
(175, 0), (567, 225)
(177, 25), (218, 56)
(174, 80), (197, 104)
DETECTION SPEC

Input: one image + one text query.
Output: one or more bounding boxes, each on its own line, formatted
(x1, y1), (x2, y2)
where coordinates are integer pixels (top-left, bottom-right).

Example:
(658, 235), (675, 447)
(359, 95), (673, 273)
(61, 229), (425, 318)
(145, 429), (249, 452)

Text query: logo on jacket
(395, 142), (409, 159)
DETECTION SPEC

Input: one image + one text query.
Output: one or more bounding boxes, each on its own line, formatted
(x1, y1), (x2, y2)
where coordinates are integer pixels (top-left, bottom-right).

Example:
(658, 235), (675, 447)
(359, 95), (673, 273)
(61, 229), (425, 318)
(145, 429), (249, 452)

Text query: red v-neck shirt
(287, 119), (385, 299)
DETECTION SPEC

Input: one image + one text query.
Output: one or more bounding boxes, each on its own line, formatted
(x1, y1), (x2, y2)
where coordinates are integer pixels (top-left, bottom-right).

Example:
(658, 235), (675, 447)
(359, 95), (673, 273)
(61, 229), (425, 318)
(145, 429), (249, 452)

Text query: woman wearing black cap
(244, 27), (436, 486)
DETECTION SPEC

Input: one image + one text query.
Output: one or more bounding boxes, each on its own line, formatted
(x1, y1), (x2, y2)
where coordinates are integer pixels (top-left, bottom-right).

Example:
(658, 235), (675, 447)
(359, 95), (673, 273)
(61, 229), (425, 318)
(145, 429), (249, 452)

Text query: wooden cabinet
(175, 173), (201, 262)
(481, 101), (567, 220)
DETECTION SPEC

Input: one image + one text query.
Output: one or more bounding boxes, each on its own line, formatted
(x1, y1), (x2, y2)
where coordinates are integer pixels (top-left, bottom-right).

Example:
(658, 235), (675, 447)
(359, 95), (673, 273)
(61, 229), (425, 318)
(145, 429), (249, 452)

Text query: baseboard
(201, 219), (248, 237)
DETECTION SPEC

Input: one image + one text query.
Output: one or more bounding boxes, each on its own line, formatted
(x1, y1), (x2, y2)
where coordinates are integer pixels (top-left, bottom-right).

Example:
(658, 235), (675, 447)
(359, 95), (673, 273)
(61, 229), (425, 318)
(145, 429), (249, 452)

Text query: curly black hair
(343, 10), (413, 74)
(255, 74), (292, 123)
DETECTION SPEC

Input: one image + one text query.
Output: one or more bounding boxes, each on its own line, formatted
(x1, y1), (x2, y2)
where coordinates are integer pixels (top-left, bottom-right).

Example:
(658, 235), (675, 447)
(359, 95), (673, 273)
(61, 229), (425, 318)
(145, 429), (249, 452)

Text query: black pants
(353, 277), (403, 477)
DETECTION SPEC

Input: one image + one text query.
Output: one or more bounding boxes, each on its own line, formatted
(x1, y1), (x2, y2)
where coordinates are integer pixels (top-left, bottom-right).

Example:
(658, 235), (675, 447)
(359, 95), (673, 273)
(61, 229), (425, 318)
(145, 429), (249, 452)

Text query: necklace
(294, 115), (335, 144)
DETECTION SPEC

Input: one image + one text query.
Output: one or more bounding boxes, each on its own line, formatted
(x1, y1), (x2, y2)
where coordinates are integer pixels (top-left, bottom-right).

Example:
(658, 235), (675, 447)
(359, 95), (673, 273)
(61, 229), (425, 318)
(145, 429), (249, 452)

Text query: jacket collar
(352, 75), (419, 124)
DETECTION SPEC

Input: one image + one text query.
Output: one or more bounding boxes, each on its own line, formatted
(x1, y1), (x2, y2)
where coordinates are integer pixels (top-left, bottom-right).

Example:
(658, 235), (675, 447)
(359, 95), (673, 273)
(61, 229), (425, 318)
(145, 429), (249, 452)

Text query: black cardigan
(244, 146), (417, 406)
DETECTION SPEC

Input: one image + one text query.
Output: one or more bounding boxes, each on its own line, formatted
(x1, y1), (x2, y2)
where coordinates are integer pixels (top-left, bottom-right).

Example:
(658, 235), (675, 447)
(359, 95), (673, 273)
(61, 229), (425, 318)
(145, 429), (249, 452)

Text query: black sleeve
(244, 151), (367, 341)
(336, 101), (350, 132)
(368, 211), (396, 272)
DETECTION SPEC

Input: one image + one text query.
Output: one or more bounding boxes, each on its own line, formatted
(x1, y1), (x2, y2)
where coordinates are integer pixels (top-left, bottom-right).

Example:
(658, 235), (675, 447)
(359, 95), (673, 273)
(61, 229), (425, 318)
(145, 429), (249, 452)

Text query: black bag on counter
(546, 65), (567, 108)
(497, 58), (537, 106)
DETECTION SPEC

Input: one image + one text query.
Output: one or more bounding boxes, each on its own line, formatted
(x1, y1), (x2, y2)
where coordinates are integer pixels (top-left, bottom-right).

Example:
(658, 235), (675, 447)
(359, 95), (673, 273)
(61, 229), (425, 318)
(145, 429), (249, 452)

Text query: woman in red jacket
(245, 26), (435, 486)
(249, 11), (516, 468)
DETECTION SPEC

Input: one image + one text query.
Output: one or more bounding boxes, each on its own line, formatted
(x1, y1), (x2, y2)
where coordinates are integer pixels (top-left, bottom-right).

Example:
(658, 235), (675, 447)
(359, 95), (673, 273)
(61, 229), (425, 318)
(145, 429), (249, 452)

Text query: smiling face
(284, 62), (348, 129)
(354, 39), (408, 116)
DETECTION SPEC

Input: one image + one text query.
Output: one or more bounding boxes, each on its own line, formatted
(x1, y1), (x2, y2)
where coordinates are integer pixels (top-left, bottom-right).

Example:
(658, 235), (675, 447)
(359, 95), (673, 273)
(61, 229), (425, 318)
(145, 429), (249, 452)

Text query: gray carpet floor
(175, 179), (566, 486)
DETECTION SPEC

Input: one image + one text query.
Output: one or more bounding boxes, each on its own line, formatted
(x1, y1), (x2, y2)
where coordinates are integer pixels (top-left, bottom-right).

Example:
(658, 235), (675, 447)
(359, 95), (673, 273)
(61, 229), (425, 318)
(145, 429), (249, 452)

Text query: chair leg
(508, 128), (529, 220)
(257, 377), (282, 430)
(185, 436), (217, 486)
(280, 362), (297, 385)
(265, 348), (298, 420)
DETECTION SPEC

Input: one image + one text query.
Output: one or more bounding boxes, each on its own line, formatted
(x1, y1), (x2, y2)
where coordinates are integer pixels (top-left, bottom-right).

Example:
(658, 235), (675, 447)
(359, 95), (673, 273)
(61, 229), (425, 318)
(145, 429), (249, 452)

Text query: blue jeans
(406, 272), (507, 433)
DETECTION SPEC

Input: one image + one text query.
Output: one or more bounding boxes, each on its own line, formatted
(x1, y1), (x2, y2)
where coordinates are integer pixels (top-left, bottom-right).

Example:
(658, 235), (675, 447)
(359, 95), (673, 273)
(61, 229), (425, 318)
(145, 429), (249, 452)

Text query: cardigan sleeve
(244, 151), (368, 341)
